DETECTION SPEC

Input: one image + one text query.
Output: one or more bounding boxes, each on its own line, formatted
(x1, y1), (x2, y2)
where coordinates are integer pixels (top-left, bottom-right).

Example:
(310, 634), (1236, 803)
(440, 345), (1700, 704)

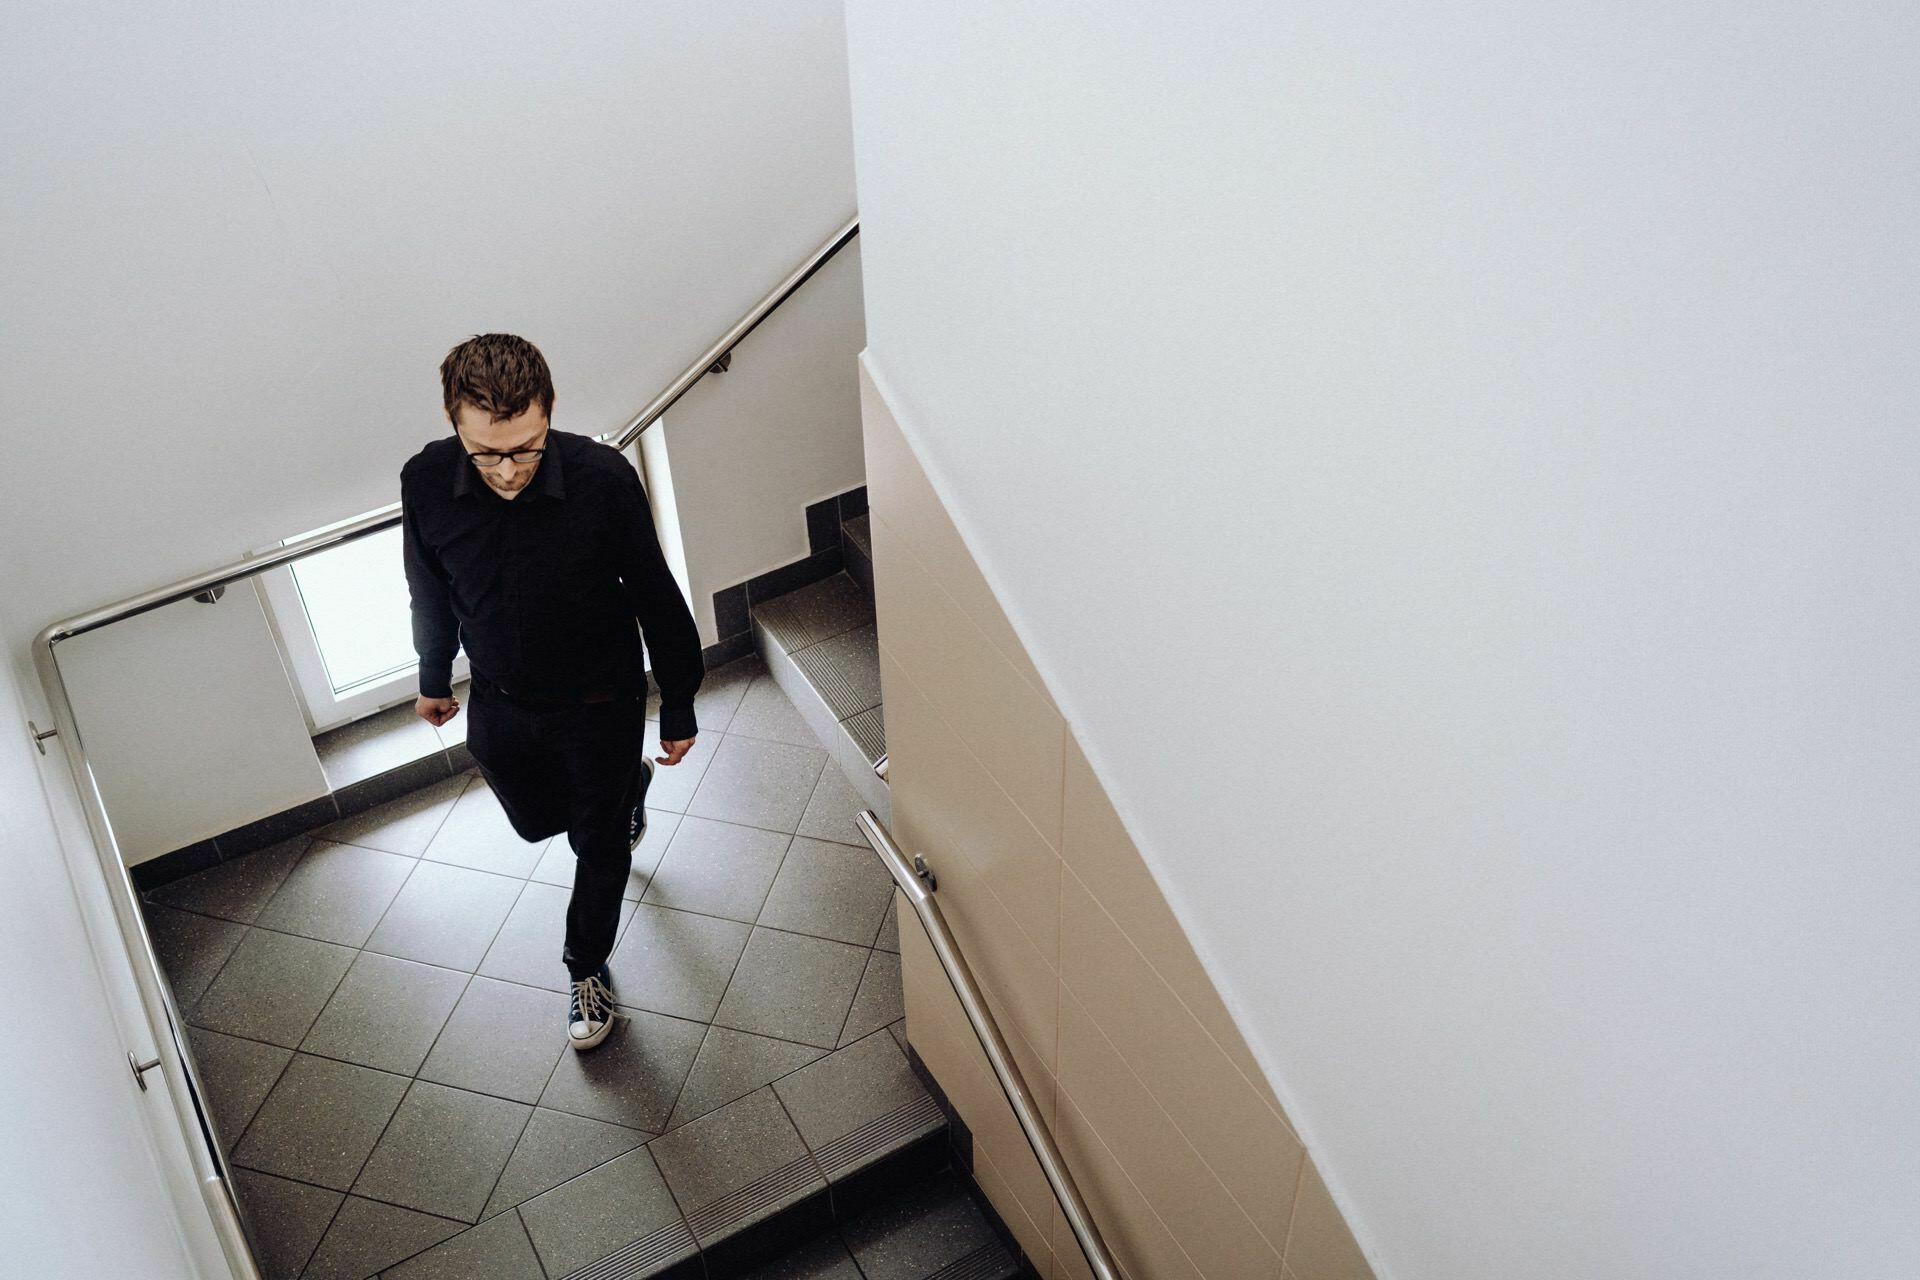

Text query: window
(258, 514), (467, 733)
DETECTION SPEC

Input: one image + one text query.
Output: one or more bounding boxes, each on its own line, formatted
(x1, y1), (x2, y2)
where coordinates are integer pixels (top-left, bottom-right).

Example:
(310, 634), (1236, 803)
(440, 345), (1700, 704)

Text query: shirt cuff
(657, 702), (698, 743)
(418, 663), (454, 700)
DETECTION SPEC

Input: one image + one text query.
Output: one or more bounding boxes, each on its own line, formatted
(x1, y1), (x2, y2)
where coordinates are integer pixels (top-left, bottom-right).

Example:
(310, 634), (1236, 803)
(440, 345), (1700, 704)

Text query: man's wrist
(657, 702), (698, 743)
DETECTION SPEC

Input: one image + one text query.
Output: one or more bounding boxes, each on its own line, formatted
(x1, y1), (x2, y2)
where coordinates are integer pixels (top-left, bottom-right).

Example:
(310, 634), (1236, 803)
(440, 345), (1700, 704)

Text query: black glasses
(466, 445), (546, 469)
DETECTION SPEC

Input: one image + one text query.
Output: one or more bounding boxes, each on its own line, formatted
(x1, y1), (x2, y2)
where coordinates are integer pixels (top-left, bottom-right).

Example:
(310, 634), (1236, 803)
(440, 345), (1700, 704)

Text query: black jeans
(464, 674), (650, 981)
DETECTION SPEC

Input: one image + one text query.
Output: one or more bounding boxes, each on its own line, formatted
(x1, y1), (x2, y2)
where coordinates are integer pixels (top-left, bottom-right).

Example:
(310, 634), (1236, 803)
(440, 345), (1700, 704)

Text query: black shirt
(400, 429), (704, 741)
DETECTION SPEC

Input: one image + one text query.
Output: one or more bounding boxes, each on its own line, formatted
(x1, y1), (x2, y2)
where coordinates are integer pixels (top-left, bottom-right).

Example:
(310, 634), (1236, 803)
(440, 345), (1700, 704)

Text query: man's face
(453, 402), (549, 499)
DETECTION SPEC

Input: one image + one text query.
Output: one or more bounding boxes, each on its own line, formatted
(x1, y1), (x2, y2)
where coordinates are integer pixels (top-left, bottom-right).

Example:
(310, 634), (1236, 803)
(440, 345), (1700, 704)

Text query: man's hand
(656, 737), (695, 766)
(415, 695), (461, 727)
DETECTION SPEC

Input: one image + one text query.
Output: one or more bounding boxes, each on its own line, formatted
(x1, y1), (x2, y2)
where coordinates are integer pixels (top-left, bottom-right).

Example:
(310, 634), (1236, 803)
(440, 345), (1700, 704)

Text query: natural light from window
(286, 525), (416, 694)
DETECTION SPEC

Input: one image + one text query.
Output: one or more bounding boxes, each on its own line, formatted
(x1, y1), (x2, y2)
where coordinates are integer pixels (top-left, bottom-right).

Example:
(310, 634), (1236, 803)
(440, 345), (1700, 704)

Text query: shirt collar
(451, 431), (568, 501)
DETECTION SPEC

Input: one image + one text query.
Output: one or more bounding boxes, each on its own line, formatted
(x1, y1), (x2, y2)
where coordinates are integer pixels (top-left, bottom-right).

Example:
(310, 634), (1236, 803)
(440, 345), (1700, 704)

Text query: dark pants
(464, 674), (649, 981)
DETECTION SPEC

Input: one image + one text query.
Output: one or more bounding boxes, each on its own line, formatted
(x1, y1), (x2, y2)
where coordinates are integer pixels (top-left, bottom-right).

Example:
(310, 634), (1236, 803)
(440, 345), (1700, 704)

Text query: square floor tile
(795, 764), (868, 848)
(364, 861), (523, 972)
(728, 675), (821, 747)
(738, 1232), (864, 1280)
(299, 951), (469, 1075)
(230, 1168), (342, 1280)
(714, 928), (868, 1049)
(146, 836), (306, 924)
(190, 928), (356, 1048)
(230, 1052), (408, 1190)
(251, 839), (416, 947)
(518, 1146), (692, 1280)
(300, 1194), (464, 1280)
(316, 772), (470, 856)
(649, 1087), (823, 1238)
(639, 727), (720, 813)
(756, 837), (893, 946)
(837, 951), (905, 1048)
(686, 736), (827, 834)
(537, 1006), (705, 1133)
(145, 904), (247, 1012)
(650, 653), (761, 734)
(380, 1208), (546, 1280)
(477, 881), (637, 995)
(874, 897), (900, 953)
(666, 1027), (824, 1131)
(774, 1029), (933, 1156)
(418, 976), (569, 1104)
(481, 1107), (650, 1219)
(185, 1027), (291, 1154)
(841, 1171), (1002, 1280)
(608, 903), (752, 1022)
(530, 808), (679, 901)
(424, 780), (549, 878)
(758, 575), (874, 652)
(353, 1080), (532, 1222)
(643, 817), (792, 923)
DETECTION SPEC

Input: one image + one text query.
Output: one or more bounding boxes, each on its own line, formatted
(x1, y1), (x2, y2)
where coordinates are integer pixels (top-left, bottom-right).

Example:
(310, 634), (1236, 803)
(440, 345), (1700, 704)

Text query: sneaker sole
(570, 1019), (615, 1051)
(628, 756), (656, 852)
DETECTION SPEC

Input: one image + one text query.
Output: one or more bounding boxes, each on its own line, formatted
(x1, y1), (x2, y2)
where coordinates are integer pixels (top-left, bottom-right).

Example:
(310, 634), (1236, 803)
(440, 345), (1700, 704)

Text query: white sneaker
(568, 965), (619, 1051)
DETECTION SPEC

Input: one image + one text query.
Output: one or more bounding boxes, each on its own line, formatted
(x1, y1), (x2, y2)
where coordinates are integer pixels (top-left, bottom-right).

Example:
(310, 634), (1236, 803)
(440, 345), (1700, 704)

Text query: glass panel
(287, 525), (416, 693)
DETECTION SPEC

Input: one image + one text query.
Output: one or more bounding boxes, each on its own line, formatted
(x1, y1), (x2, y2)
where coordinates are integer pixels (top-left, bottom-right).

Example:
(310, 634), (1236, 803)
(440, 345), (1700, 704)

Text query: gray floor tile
(231, 1168), (343, 1280)
(300, 952), (469, 1076)
(537, 1005), (705, 1133)
(231, 1053), (409, 1190)
(837, 951), (905, 1048)
(874, 897), (901, 953)
(481, 1107), (650, 1220)
(809, 624), (882, 714)
(379, 1209), (545, 1280)
(353, 1081), (532, 1223)
(714, 928), (869, 1049)
(608, 903), (752, 1022)
(774, 1029), (933, 1155)
(186, 1027), (292, 1154)
(756, 837), (893, 946)
(145, 904), (248, 1012)
(643, 817), (792, 923)
(317, 703), (445, 788)
(418, 976), (568, 1105)
(888, 1021), (908, 1056)
(192, 928), (357, 1048)
(739, 1232), (864, 1280)
(795, 763), (869, 847)
(728, 674), (823, 747)
(639, 725), (720, 812)
(686, 735), (828, 834)
(477, 881), (637, 995)
(317, 773), (470, 857)
(423, 780), (548, 878)
(649, 1087), (823, 1239)
(300, 1195), (464, 1280)
(517, 1146), (691, 1280)
(529, 808), (678, 901)
(842, 1171), (1002, 1280)
(364, 861), (523, 972)
(253, 840), (417, 948)
(756, 574), (874, 653)
(147, 836), (308, 924)
(667, 1026), (826, 1131)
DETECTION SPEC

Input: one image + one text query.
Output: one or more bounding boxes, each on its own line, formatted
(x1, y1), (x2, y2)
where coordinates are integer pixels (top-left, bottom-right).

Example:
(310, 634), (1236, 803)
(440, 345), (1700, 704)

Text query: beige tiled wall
(862, 361), (1374, 1280)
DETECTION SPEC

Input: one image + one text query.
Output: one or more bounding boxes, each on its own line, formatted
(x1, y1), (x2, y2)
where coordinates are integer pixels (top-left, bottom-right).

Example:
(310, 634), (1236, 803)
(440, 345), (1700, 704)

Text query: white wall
(0, 604), (200, 1278)
(657, 243), (867, 641)
(0, 0), (853, 669)
(844, 4), (1920, 1278)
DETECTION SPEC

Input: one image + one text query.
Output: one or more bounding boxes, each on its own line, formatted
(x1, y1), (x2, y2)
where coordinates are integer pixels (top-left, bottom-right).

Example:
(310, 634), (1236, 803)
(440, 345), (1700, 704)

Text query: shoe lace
(570, 974), (620, 1026)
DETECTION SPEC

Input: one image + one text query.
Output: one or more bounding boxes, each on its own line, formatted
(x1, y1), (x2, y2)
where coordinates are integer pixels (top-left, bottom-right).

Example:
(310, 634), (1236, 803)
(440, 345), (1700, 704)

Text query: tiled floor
(142, 658), (930, 1280)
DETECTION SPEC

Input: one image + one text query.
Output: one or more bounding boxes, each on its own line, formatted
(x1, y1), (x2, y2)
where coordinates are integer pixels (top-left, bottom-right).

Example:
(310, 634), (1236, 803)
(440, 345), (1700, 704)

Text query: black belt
(474, 672), (627, 710)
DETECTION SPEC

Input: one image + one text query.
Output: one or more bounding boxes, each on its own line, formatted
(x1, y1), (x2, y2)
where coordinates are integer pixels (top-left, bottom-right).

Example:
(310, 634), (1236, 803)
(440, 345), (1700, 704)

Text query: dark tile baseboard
(709, 485), (868, 658)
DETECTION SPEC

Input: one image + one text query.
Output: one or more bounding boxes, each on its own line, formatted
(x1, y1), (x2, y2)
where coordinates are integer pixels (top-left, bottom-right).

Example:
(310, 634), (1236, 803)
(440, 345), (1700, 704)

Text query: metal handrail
(855, 810), (1122, 1280)
(27, 215), (859, 1279)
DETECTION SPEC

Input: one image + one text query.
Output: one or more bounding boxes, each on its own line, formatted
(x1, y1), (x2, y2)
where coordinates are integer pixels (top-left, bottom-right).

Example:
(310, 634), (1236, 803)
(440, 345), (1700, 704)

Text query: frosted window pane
(288, 526), (417, 693)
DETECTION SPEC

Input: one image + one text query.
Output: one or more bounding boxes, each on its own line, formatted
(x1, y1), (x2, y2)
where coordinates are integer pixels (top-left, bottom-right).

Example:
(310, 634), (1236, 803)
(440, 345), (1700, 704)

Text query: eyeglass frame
(464, 444), (548, 469)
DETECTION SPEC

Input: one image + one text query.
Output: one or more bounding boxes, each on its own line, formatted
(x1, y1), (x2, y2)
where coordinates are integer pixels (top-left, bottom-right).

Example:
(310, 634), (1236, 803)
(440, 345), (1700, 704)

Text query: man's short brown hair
(440, 333), (556, 424)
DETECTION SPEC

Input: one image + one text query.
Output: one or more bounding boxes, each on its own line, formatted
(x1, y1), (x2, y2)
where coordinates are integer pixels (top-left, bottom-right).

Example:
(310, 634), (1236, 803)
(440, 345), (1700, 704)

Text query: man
(401, 333), (703, 1051)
